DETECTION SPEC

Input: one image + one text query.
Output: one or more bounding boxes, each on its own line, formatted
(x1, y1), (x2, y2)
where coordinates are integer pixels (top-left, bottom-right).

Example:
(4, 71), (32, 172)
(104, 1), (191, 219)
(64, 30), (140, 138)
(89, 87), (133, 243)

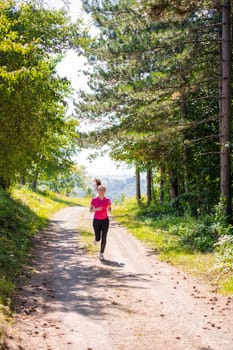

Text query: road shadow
(15, 214), (149, 321)
(100, 259), (125, 268)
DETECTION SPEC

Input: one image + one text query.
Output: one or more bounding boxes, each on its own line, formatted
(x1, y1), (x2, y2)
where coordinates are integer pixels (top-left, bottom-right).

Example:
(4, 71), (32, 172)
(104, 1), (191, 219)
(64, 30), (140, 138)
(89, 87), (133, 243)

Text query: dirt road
(4, 206), (233, 350)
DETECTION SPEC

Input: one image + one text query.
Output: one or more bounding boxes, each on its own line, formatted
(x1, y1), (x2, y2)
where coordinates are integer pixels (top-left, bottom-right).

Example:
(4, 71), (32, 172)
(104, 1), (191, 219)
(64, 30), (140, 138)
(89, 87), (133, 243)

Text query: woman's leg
(100, 218), (109, 253)
(93, 219), (101, 241)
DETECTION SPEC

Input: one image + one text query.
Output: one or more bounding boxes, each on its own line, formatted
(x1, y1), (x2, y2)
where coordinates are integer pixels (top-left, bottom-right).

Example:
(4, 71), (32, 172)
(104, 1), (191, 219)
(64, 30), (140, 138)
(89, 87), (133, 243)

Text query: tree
(0, 0), (85, 189)
(220, 0), (232, 219)
(77, 0), (229, 213)
(41, 164), (90, 196)
(135, 166), (141, 203)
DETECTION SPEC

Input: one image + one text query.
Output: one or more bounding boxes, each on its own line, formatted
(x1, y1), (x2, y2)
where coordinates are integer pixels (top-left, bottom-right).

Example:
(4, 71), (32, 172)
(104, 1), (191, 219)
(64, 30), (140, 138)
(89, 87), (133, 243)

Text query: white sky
(45, 0), (82, 19)
(46, 0), (134, 177)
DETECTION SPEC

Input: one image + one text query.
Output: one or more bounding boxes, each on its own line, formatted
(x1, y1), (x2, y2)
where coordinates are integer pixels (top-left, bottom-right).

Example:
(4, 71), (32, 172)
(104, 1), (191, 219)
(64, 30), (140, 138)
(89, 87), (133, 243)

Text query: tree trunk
(135, 167), (141, 203)
(181, 92), (189, 194)
(160, 165), (165, 204)
(31, 174), (38, 191)
(169, 170), (178, 200)
(0, 176), (10, 190)
(146, 165), (152, 205)
(20, 176), (25, 185)
(220, 0), (232, 219)
(218, 2), (222, 192)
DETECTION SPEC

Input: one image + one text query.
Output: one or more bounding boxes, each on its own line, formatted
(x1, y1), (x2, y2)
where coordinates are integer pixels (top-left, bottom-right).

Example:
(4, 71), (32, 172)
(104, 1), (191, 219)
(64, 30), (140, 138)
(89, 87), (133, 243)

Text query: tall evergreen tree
(77, 0), (230, 213)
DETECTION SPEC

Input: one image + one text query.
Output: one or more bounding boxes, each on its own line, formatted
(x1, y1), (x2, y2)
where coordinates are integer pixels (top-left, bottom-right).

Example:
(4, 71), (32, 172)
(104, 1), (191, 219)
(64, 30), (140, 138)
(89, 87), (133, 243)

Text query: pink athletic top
(91, 196), (111, 220)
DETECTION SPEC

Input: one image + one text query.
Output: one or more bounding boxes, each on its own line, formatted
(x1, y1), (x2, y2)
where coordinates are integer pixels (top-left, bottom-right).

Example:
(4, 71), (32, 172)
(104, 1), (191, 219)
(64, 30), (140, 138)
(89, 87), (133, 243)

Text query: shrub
(169, 216), (216, 252)
(214, 235), (233, 273)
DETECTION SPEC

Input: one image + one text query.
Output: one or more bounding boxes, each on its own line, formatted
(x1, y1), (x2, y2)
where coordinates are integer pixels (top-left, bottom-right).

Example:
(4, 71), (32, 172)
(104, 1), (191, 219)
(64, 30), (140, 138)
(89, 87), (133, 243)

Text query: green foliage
(212, 199), (233, 274)
(0, 189), (41, 279)
(0, 0), (86, 187)
(39, 164), (90, 196)
(117, 197), (223, 253)
(215, 235), (233, 273)
(0, 278), (13, 310)
(135, 196), (233, 272)
(120, 192), (126, 204)
(77, 0), (222, 214)
(212, 198), (233, 236)
(169, 217), (216, 252)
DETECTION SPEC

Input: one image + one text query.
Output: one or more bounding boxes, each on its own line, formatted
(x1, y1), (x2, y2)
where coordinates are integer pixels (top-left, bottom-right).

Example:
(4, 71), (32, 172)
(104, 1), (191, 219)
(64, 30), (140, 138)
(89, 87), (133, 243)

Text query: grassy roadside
(113, 198), (233, 296)
(77, 228), (99, 255)
(0, 187), (87, 314)
(72, 203), (99, 256)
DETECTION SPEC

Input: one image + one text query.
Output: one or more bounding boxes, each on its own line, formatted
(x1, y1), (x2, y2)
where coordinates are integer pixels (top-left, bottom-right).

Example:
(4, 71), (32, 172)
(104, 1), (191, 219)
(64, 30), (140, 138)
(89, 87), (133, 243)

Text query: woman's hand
(95, 206), (102, 211)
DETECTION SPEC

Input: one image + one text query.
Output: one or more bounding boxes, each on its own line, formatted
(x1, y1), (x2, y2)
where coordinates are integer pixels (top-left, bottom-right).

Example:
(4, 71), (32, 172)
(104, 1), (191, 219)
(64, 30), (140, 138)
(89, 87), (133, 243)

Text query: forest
(0, 0), (233, 334)
(0, 0), (91, 195)
(0, 0), (232, 214)
(77, 0), (232, 219)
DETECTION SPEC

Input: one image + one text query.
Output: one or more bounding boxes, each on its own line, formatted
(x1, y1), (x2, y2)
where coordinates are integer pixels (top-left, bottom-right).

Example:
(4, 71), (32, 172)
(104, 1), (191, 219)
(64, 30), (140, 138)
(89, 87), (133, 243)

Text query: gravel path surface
(3, 206), (233, 350)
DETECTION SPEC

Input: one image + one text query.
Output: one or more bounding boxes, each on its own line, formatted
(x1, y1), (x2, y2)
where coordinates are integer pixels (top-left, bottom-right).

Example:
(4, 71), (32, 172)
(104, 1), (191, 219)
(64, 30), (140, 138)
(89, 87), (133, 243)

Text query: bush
(169, 216), (216, 252)
(212, 199), (233, 273)
(214, 235), (233, 273)
(0, 278), (13, 308)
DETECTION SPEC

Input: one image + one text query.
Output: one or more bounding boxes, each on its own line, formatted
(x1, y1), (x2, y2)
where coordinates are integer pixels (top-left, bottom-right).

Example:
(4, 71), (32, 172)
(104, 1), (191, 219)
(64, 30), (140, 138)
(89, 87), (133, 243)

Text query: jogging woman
(90, 185), (111, 260)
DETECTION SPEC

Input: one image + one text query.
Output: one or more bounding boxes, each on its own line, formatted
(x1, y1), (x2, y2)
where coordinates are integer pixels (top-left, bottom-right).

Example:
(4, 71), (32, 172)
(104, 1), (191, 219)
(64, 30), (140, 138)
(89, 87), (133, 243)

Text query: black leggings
(93, 218), (109, 253)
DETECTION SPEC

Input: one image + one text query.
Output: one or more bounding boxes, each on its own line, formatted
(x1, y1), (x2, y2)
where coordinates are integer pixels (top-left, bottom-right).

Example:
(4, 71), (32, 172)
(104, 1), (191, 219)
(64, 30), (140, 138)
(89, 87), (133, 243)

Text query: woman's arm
(90, 204), (95, 213)
(90, 204), (102, 212)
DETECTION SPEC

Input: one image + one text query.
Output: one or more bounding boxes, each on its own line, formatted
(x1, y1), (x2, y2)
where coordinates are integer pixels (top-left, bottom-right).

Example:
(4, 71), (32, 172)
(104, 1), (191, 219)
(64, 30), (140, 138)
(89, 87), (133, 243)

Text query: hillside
(100, 175), (146, 202)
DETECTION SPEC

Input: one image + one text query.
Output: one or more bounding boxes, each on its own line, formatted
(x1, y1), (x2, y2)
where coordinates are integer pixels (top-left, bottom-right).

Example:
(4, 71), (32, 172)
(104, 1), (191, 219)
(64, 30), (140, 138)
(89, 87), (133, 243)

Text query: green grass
(77, 228), (99, 255)
(219, 276), (233, 295)
(11, 187), (88, 217)
(0, 187), (87, 310)
(114, 198), (233, 295)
